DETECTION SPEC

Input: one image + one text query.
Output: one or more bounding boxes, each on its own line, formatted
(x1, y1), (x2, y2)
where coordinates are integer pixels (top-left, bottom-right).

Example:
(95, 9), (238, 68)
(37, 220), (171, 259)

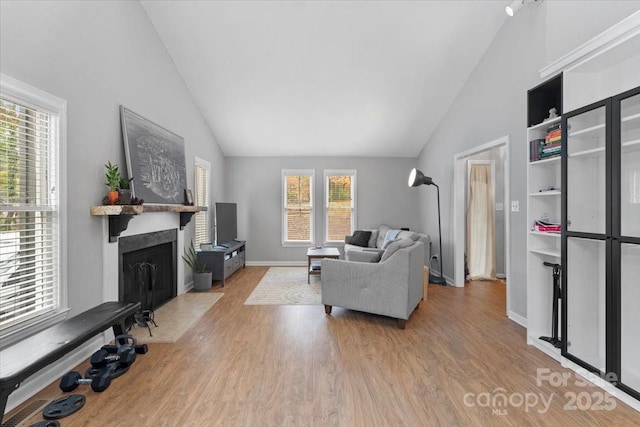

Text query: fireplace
(118, 229), (178, 317)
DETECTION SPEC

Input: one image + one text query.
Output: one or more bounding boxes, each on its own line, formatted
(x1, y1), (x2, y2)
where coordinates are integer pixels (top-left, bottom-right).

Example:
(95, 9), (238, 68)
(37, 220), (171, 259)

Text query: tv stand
(197, 240), (246, 287)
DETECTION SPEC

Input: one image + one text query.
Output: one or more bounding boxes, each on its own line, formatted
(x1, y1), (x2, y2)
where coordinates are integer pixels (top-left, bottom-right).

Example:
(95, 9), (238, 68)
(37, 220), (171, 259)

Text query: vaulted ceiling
(141, 1), (507, 157)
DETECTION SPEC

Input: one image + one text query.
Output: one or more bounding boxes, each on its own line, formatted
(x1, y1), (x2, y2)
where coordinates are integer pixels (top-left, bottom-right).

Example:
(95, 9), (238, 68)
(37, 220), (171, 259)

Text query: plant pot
(193, 271), (212, 292)
(118, 189), (132, 205)
(107, 190), (119, 205)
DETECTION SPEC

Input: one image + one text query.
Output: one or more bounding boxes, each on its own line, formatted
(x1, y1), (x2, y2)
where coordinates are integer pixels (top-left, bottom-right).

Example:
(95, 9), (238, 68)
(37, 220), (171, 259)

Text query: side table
(306, 247), (340, 283)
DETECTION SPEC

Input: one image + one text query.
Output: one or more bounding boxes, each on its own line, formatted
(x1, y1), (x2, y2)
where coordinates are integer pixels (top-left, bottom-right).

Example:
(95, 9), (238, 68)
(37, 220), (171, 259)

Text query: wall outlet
(511, 201), (520, 212)
(496, 202), (504, 211)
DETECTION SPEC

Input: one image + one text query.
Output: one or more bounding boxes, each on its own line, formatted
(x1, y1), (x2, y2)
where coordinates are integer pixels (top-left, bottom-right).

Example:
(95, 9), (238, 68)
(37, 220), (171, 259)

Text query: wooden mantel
(90, 204), (207, 242)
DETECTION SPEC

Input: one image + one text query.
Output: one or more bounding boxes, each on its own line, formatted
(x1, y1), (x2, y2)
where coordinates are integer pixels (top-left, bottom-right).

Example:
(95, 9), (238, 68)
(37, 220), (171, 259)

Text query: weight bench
(0, 301), (140, 422)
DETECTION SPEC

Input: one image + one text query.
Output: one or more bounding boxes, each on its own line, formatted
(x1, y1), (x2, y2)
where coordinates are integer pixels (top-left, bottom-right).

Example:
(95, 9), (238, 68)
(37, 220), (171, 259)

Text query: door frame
(453, 135), (511, 315)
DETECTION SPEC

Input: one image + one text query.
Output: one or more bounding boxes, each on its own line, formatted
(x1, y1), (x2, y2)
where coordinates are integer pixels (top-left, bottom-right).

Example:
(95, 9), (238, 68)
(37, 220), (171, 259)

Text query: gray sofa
(321, 239), (425, 329)
(343, 224), (430, 266)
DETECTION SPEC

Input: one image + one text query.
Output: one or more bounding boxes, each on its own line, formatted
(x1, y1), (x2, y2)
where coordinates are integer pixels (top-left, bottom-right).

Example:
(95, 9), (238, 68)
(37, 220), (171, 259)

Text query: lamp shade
(408, 168), (434, 187)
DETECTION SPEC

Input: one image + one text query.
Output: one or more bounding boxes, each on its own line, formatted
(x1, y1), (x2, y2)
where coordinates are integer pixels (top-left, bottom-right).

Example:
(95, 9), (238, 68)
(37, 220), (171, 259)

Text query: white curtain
(466, 164), (496, 280)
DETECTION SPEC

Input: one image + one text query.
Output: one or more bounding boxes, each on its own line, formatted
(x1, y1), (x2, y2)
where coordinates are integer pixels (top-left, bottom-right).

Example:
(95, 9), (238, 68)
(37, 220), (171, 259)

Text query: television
(215, 202), (237, 246)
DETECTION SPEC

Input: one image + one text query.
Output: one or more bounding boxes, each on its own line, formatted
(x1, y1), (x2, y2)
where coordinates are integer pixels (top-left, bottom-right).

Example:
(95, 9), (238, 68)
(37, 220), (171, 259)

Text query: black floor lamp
(408, 168), (446, 285)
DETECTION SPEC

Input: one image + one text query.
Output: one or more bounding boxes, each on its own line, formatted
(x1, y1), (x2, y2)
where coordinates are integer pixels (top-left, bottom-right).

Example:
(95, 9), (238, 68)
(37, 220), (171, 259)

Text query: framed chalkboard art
(120, 106), (187, 204)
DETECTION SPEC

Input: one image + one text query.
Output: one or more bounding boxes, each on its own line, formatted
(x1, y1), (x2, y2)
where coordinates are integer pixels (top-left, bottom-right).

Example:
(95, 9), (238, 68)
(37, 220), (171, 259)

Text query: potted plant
(104, 161), (121, 205)
(182, 240), (212, 292)
(118, 176), (134, 205)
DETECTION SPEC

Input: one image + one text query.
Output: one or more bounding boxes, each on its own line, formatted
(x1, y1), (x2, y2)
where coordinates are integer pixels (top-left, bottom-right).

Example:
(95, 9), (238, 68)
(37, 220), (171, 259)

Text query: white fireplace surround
(101, 212), (188, 303)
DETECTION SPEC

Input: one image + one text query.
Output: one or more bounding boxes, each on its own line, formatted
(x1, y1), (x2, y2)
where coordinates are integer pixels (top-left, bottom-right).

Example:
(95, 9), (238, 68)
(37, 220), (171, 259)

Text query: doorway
(467, 160), (496, 280)
(453, 136), (510, 315)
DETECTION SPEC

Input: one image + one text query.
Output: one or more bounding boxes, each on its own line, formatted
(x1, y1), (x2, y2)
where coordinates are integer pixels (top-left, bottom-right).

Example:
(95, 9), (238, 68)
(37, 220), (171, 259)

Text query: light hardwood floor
(6, 267), (640, 426)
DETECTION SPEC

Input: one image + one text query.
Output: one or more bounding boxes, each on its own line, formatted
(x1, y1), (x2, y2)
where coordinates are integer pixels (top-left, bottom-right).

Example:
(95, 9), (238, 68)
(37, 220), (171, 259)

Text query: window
(194, 157), (210, 248)
(324, 170), (356, 243)
(0, 74), (66, 344)
(282, 169), (314, 246)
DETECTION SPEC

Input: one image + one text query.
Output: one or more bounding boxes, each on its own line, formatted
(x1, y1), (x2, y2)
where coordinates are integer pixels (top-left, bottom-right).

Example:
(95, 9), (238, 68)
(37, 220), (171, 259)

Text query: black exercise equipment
(539, 262), (562, 349)
(28, 421), (60, 427)
(0, 302), (141, 423)
(85, 362), (130, 381)
(101, 343), (148, 355)
(42, 395), (85, 419)
(59, 369), (111, 392)
(90, 348), (135, 368)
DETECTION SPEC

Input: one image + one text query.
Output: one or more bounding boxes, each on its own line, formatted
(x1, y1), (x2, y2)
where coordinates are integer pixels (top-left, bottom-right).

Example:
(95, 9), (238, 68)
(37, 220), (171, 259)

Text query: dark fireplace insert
(118, 229), (177, 331)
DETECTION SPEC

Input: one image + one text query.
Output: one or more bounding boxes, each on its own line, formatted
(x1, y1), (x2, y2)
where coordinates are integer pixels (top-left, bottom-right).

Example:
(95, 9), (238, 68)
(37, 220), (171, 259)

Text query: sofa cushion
(398, 230), (420, 241)
(381, 229), (402, 249)
(349, 230), (372, 247)
(381, 237), (400, 250)
(380, 238), (415, 262)
(346, 249), (382, 263)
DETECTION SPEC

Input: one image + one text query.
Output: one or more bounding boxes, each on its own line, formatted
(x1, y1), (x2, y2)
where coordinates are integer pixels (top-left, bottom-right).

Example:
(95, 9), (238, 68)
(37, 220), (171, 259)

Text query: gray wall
(225, 157), (420, 263)
(416, 1), (640, 319)
(0, 1), (225, 316)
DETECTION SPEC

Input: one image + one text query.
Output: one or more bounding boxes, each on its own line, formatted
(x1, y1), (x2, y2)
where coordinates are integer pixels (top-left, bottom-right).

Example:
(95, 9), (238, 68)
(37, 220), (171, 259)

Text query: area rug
(244, 266), (321, 305)
(129, 292), (224, 343)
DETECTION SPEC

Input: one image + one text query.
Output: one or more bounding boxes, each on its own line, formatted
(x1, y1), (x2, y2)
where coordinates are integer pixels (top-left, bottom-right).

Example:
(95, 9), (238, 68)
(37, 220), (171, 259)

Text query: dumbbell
(101, 343), (148, 354)
(91, 347), (136, 368)
(111, 334), (148, 355)
(59, 369), (111, 392)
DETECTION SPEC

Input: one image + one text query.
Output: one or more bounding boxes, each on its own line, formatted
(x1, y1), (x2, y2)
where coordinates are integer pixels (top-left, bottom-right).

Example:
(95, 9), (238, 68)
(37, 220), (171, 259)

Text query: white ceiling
(141, 1), (507, 157)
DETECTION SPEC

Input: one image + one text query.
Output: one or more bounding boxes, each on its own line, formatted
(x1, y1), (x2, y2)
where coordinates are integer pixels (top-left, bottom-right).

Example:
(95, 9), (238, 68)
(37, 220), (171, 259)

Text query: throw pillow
(380, 238), (414, 262)
(350, 230), (372, 247)
(398, 230), (419, 241)
(377, 224), (393, 248)
(381, 229), (402, 249)
(367, 229), (379, 248)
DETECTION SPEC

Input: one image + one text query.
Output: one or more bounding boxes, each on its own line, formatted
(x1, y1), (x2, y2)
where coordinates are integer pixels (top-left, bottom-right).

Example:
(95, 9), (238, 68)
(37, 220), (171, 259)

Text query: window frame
(282, 169), (315, 247)
(193, 156), (211, 248)
(324, 169), (357, 245)
(0, 74), (68, 348)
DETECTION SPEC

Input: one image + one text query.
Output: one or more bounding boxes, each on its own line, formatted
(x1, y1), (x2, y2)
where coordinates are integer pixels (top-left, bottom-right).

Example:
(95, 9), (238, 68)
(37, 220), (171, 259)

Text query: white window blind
(325, 170), (356, 243)
(194, 158), (210, 247)
(282, 169), (314, 245)
(0, 91), (61, 334)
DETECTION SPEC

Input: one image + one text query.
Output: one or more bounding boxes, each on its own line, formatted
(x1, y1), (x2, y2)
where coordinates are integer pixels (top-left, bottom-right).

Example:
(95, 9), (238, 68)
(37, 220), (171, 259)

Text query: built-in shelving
(569, 147), (606, 158)
(622, 112), (640, 123)
(530, 156), (560, 166)
(527, 75), (563, 359)
(568, 123), (605, 137)
(529, 190), (561, 197)
(530, 231), (561, 238)
(622, 138), (640, 149)
(529, 11), (640, 409)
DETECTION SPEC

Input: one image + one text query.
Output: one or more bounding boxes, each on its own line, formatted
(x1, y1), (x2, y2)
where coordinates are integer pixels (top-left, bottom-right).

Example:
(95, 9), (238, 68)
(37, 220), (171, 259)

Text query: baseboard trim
(508, 311), (527, 328)
(561, 357), (640, 413)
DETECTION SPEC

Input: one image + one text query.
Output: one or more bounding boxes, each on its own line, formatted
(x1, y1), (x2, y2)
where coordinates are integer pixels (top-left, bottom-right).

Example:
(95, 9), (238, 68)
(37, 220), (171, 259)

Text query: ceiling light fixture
(505, 0), (523, 16)
(505, 0), (542, 17)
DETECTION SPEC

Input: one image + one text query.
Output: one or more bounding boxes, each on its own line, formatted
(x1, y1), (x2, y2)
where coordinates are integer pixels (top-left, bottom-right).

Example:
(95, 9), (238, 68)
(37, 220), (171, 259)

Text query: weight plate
(85, 362), (130, 380)
(28, 421), (61, 427)
(43, 394), (86, 419)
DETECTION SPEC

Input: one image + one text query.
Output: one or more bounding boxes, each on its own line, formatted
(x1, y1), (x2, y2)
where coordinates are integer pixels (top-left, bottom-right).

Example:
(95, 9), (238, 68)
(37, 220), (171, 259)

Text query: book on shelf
(546, 123), (561, 133)
(531, 219), (561, 233)
(529, 122), (563, 161)
(530, 138), (544, 161)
